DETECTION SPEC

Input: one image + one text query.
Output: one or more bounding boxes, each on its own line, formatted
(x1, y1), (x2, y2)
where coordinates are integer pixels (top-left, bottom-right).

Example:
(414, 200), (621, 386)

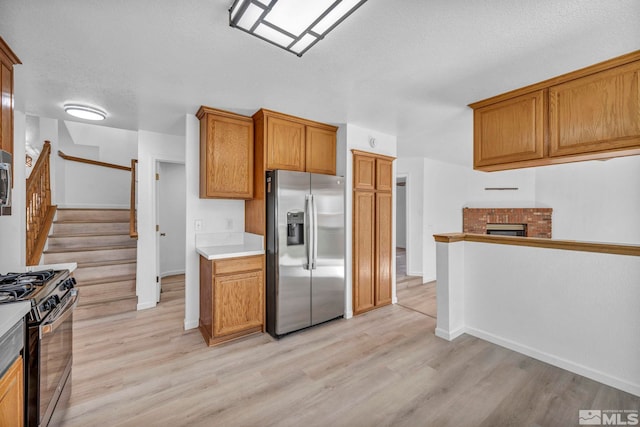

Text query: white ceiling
(1, 0), (639, 166)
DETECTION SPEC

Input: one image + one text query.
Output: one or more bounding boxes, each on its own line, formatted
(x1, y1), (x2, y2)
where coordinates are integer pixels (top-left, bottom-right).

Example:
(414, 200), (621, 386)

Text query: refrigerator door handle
(304, 194), (312, 270)
(311, 194), (318, 270)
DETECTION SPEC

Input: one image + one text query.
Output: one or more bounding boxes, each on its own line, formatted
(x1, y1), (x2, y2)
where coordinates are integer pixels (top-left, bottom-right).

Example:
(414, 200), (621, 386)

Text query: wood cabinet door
(305, 126), (336, 175)
(473, 90), (546, 168)
(200, 113), (254, 199)
(0, 61), (12, 157)
(266, 116), (306, 171)
(375, 192), (393, 307)
(353, 154), (375, 190)
(0, 356), (23, 427)
(213, 270), (264, 337)
(353, 190), (376, 314)
(376, 158), (393, 192)
(549, 61), (640, 157)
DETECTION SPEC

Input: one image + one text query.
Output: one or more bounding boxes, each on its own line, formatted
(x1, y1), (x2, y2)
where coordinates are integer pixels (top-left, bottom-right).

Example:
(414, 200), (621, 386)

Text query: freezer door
(274, 170), (312, 335)
(310, 173), (345, 325)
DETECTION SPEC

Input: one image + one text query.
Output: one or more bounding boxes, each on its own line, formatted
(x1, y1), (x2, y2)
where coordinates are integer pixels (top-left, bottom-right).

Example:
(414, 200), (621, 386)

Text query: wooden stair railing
(130, 159), (138, 239)
(26, 141), (56, 266)
(58, 150), (132, 171)
(57, 150), (138, 240)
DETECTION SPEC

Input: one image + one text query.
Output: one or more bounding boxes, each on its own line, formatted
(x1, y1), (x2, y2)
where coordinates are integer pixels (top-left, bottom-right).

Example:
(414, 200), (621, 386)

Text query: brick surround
(463, 208), (553, 238)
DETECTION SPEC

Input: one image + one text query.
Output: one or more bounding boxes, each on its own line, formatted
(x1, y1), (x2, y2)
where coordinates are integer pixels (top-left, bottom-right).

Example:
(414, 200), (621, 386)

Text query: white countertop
(196, 232), (264, 260)
(0, 301), (30, 338)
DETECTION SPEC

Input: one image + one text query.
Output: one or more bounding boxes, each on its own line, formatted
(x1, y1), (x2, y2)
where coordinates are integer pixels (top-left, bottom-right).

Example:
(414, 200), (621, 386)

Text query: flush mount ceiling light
(63, 104), (107, 121)
(229, 0), (368, 57)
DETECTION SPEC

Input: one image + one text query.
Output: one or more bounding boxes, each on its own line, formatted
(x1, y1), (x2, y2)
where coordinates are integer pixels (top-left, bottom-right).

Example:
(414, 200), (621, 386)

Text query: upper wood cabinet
(353, 154), (375, 190)
(470, 51), (640, 171)
(197, 106), (254, 199)
(246, 109), (338, 236)
(254, 109), (337, 175)
(473, 90), (546, 168)
(266, 115), (305, 171)
(0, 37), (21, 160)
(549, 60), (640, 157)
(375, 158), (394, 192)
(306, 125), (337, 175)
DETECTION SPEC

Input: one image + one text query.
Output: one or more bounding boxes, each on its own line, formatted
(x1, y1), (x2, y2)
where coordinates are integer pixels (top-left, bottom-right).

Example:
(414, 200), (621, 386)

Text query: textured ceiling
(1, 0), (638, 166)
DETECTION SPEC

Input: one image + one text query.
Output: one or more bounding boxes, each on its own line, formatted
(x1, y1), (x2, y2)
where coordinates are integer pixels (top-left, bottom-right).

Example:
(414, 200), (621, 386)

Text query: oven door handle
(39, 289), (79, 339)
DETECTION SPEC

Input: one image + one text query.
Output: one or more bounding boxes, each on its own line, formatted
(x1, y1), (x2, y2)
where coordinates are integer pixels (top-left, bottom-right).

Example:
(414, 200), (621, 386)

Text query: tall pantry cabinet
(352, 150), (395, 315)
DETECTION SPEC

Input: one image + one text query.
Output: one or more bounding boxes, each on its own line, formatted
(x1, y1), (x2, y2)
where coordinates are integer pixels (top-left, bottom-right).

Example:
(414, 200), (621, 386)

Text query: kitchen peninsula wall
(399, 153), (639, 283)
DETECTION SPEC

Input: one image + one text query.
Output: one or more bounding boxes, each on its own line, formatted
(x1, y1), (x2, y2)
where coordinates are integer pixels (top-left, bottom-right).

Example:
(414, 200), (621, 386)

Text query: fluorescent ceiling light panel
(64, 104), (107, 121)
(229, 0), (368, 56)
(254, 23), (294, 47)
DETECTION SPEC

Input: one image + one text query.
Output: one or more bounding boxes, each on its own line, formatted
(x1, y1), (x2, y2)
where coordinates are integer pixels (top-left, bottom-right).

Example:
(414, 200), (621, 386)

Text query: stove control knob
(60, 278), (75, 290)
(43, 295), (60, 311)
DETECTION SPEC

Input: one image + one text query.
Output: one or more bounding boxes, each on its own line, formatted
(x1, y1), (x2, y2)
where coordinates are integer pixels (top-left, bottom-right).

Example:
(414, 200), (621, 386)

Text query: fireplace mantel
(462, 207), (552, 238)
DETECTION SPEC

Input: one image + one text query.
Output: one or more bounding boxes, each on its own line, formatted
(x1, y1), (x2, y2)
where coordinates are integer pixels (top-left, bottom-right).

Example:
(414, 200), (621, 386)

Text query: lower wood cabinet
(0, 356), (23, 427)
(375, 191), (393, 306)
(199, 255), (264, 346)
(352, 191), (375, 313)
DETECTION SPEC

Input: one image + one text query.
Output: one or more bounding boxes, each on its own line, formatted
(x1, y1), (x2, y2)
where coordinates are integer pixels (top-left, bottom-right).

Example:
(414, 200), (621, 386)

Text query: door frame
(396, 173), (413, 275)
(154, 159), (186, 303)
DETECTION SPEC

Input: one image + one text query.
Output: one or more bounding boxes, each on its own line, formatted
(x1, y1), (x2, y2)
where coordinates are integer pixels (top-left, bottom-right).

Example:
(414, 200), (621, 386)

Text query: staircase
(43, 208), (138, 320)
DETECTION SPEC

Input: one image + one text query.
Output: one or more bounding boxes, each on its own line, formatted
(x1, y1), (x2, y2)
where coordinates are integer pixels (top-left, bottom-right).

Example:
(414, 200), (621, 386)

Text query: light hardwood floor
(61, 275), (639, 427)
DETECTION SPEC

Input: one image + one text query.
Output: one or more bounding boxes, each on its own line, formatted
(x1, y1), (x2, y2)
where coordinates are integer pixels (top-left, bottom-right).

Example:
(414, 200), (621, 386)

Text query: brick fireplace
(463, 207), (553, 238)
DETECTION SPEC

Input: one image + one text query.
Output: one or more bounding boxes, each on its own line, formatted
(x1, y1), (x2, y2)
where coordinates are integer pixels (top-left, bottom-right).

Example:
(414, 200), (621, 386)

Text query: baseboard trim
(435, 326), (466, 341)
(137, 301), (156, 310)
(465, 326), (640, 397)
(161, 270), (185, 278)
(184, 319), (198, 330)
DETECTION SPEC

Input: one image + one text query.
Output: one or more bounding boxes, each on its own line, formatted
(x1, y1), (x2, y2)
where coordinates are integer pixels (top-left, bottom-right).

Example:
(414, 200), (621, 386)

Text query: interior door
(310, 173), (345, 325)
(274, 170), (312, 335)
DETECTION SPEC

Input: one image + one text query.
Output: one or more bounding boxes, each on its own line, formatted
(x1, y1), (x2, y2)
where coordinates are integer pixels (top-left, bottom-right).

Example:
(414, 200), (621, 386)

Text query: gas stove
(0, 269), (76, 323)
(1, 268), (81, 427)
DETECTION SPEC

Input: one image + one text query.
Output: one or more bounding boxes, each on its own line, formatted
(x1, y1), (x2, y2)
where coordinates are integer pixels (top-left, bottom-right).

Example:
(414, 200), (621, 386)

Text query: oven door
(29, 288), (78, 427)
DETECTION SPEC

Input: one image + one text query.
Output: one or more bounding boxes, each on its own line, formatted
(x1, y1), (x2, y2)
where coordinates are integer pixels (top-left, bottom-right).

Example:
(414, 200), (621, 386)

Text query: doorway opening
(155, 161), (186, 306)
(395, 175), (436, 319)
(395, 176), (420, 288)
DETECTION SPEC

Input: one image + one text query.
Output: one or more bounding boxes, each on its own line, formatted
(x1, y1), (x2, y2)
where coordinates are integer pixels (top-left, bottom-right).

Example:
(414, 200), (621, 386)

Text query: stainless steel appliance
(265, 170), (345, 338)
(0, 269), (78, 427)
(0, 149), (12, 215)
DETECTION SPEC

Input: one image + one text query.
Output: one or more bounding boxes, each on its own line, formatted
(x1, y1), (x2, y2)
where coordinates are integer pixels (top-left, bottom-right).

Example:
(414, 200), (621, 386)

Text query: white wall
(158, 162), (186, 277)
(57, 121), (137, 208)
(344, 123), (397, 318)
(396, 158), (424, 276)
(395, 182), (406, 249)
(421, 158), (537, 281)
(535, 156), (640, 244)
(0, 111), (26, 272)
(435, 240), (640, 396)
(137, 130), (185, 310)
(184, 115), (245, 329)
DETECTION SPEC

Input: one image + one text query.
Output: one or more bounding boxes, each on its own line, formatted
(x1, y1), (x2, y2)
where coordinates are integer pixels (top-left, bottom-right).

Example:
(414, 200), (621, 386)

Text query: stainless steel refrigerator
(266, 170), (345, 338)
